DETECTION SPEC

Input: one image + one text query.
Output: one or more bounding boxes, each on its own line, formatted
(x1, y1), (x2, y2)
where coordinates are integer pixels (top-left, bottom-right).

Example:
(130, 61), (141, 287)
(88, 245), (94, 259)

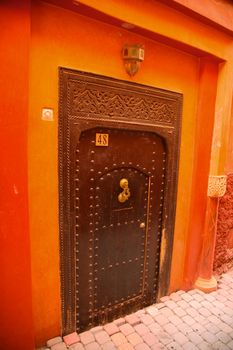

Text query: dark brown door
(74, 127), (166, 331)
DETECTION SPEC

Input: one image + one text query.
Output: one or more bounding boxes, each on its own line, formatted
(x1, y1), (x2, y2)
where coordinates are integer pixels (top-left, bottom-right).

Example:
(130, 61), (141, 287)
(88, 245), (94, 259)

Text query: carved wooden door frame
(59, 68), (183, 334)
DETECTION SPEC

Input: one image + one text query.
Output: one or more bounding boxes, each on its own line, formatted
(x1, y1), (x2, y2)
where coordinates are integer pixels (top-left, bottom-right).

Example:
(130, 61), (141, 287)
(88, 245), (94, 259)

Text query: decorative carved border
(208, 175), (227, 198)
(59, 68), (183, 334)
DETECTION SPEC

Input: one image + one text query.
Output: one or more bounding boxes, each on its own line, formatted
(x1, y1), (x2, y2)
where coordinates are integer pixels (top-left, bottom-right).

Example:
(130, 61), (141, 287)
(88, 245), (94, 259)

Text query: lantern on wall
(122, 44), (145, 76)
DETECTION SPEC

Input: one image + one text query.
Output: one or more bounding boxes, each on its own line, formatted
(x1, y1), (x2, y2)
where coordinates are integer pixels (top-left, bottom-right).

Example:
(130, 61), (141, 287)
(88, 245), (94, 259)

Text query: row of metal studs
(92, 168), (148, 312)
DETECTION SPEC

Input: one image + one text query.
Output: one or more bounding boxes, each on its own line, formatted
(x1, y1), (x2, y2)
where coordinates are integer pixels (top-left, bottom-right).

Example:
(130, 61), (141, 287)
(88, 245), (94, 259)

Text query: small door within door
(74, 127), (166, 331)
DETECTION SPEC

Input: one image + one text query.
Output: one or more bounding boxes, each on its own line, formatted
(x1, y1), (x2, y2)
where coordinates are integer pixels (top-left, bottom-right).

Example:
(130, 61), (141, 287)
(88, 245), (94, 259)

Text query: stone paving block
(166, 342), (183, 350)
(218, 321), (233, 333)
(227, 340), (233, 349)
(222, 306), (233, 316)
(168, 314), (183, 326)
(156, 331), (173, 345)
(202, 331), (218, 344)
(103, 323), (119, 336)
(173, 306), (186, 317)
(204, 294), (215, 302)
(164, 300), (177, 309)
(208, 314), (221, 325)
(160, 295), (170, 302)
(190, 300), (201, 309)
(139, 313), (154, 325)
(47, 337), (63, 348)
(80, 331), (95, 345)
(181, 293), (193, 302)
(216, 331), (232, 344)
(91, 326), (103, 334)
(63, 332), (80, 346)
(193, 294), (204, 302)
(219, 289), (230, 297)
(85, 342), (101, 350)
(135, 309), (145, 316)
(163, 322), (177, 335)
(119, 323), (134, 336)
(198, 307), (212, 317)
(160, 306), (174, 317)
(114, 318), (125, 327)
(154, 313), (169, 326)
(95, 330), (110, 345)
(172, 331), (189, 345)
(146, 305), (159, 317)
(212, 342), (230, 350)
(209, 306), (224, 317)
(134, 323), (149, 336)
(214, 300), (225, 309)
(176, 290), (185, 295)
(197, 341), (212, 350)
(216, 294), (228, 303)
(182, 315), (196, 326)
(186, 307), (199, 317)
(111, 332), (127, 346)
(151, 344), (164, 350)
(191, 323), (206, 334)
(169, 292), (182, 302)
(118, 342), (134, 350)
(125, 314), (140, 326)
(177, 322), (193, 335)
(101, 341), (116, 350)
(182, 342), (197, 350)
(141, 331), (158, 346)
(188, 289), (198, 295)
(177, 300), (189, 309)
(220, 315), (233, 326)
(156, 302), (166, 309)
(127, 332), (143, 346)
(201, 300), (213, 309)
(134, 343), (150, 350)
(51, 343), (67, 350)
(187, 331), (203, 345)
(70, 343), (84, 350)
(148, 322), (162, 335)
(225, 300), (233, 308)
(204, 322), (220, 334)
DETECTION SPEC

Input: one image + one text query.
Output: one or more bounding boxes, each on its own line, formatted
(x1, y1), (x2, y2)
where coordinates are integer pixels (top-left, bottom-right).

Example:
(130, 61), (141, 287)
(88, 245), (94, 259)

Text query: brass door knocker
(118, 178), (131, 203)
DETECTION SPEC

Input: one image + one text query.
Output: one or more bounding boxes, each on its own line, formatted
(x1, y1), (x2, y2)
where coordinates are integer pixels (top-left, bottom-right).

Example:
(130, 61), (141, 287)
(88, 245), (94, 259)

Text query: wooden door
(75, 127), (165, 331)
(59, 68), (182, 335)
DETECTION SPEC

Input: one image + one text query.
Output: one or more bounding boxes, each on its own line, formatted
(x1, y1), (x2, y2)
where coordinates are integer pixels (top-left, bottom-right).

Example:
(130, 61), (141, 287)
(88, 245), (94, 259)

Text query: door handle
(118, 178), (131, 203)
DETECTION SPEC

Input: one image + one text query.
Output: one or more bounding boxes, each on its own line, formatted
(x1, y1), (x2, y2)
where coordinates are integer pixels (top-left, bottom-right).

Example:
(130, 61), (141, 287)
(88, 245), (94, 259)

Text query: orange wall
(183, 59), (218, 289)
(29, 1), (200, 345)
(0, 1), (35, 349)
(169, 0), (233, 33)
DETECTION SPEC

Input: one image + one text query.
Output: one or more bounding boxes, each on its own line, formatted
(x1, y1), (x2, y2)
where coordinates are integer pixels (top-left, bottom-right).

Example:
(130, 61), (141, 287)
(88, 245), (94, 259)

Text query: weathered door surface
(59, 68), (182, 335)
(75, 127), (165, 331)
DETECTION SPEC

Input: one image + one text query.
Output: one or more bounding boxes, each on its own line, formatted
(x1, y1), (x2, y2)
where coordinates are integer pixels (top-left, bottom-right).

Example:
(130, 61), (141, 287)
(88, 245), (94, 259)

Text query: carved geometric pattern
(68, 81), (177, 125)
(207, 175), (227, 198)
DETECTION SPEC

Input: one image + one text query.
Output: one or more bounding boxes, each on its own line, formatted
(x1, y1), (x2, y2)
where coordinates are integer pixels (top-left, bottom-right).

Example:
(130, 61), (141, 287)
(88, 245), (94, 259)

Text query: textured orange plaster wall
(0, 1), (35, 349)
(78, 0), (232, 60)
(182, 59), (218, 289)
(168, 0), (233, 33)
(29, 1), (199, 345)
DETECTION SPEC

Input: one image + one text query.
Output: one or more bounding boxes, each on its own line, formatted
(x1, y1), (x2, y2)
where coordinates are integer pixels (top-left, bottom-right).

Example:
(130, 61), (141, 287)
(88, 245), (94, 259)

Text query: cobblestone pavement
(42, 269), (233, 350)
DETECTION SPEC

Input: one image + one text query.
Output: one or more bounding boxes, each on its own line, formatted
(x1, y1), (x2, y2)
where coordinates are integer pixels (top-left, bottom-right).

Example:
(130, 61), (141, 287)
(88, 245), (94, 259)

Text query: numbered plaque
(95, 133), (109, 146)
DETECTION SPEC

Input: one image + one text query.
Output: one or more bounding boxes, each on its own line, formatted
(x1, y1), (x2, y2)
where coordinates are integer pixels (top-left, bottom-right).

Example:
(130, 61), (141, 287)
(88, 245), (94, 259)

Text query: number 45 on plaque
(95, 133), (109, 147)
